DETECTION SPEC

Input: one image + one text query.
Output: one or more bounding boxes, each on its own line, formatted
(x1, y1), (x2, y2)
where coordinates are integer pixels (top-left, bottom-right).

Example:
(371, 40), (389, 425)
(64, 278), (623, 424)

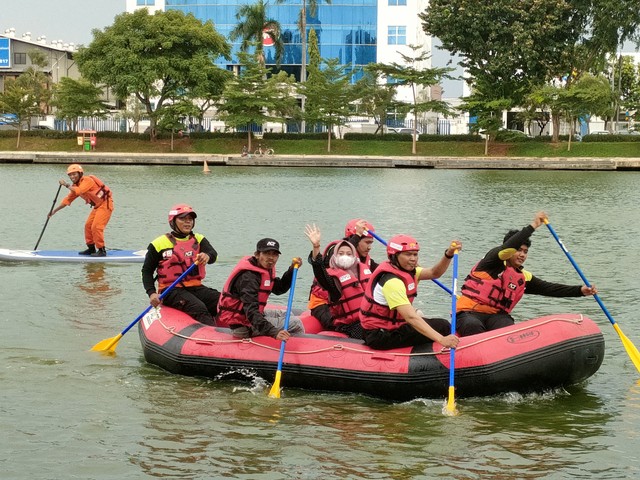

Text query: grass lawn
(1, 135), (639, 158)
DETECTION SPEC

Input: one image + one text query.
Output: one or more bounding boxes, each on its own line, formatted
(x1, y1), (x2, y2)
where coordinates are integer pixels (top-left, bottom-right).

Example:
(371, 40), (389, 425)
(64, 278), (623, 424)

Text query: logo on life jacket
(507, 281), (517, 290)
(162, 249), (174, 259)
(339, 274), (352, 282)
(185, 251), (194, 258)
(264, 280), (271, 287)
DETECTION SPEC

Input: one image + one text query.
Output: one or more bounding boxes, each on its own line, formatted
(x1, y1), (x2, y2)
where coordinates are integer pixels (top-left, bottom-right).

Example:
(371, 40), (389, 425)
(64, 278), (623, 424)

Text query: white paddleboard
(0, 248), (146, 263)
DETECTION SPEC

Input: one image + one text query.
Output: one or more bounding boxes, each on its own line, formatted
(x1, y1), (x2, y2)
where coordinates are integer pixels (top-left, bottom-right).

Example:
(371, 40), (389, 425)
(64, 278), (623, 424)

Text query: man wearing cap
(48, 163), (114, 256)
(456, 211), (597, 336)
(216, 238), (305, 340)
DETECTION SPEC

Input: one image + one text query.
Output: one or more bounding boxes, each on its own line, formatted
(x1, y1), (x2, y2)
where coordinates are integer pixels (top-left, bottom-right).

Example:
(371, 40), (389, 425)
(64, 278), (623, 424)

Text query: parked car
(32, 125), (53, 130)
(388, 127), (421, 139)
(590, 130), (611, 135)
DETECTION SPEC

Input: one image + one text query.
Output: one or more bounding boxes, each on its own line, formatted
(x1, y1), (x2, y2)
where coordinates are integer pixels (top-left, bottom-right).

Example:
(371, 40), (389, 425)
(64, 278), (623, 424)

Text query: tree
(188, 68), (232, 131)
(218, 50), (299, 151)
(230, 0), (284, 68)
(367, 45), (453, 154)
(355, 70), (396, 135)
(14, 50), (52, 129)
(422, 0), (640, 130)
(52, 77), (107, 131)
(304, 57), (356, 152)
(0, 79), (40, 148)
(76, 9), (230, 141)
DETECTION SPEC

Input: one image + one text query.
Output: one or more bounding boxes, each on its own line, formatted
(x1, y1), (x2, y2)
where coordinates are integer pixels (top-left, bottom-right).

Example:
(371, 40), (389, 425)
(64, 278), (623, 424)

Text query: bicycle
(254, 143), (274, 156)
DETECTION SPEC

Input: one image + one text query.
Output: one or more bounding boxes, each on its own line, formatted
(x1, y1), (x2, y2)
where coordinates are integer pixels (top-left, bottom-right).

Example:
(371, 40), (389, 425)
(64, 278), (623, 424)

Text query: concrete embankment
(2, 151), (640, 170)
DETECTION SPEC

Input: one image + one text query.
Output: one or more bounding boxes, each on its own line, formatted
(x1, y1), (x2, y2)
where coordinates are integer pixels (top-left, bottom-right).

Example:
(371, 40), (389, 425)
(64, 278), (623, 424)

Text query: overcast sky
(1, 0), (124, 46)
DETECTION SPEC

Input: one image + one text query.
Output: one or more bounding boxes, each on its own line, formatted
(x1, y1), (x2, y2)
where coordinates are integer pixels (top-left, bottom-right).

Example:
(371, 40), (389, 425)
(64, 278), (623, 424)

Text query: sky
(0, 0), (464, 96)
(1, 0), (124, 47)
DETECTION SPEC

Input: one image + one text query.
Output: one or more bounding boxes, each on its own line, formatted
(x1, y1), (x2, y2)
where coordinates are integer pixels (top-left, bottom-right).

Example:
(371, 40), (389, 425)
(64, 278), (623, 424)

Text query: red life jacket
(307, 240), (340, 307)
(326, 267), (365, 326)
(156, 233), (205, 290)
(460, 263), (526, 313)
(359, 261), (418, 331)
(217, 256), (275, 328)
(79, 175), (111, 208)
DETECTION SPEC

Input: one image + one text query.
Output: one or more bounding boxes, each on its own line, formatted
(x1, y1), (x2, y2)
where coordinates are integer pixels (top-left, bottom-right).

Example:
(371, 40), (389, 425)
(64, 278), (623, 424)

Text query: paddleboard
(0, 248), (146, 263)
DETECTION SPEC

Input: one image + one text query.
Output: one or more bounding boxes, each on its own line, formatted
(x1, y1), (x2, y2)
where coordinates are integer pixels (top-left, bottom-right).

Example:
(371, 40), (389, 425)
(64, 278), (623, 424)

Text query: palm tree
(230, 0), (284, 68)
(290, 0), (331, 132)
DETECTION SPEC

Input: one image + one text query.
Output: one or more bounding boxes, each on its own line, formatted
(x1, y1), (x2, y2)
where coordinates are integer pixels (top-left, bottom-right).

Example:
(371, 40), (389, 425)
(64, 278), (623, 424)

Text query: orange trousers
(84, 198), (114, 248)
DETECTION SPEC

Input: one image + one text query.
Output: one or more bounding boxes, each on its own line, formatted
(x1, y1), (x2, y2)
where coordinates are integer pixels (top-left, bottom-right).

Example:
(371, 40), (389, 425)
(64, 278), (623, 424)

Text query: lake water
(1, 164), (640, 479)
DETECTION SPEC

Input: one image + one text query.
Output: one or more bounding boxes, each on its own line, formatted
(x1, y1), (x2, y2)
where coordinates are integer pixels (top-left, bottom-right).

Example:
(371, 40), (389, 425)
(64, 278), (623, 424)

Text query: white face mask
(335, 254), (356, 269)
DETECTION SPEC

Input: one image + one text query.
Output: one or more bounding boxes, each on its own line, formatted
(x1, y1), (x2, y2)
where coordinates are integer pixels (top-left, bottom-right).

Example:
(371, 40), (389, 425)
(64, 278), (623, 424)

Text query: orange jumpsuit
(62, 175), (114, 248)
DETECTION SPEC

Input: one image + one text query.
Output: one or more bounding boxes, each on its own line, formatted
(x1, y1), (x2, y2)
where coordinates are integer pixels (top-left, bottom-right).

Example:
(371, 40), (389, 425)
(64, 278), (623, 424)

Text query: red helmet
(66, 164), (83, 174)
(387, 234), (420, 255)
(168, 204), (197, 224)
(344, 218), (375, 238)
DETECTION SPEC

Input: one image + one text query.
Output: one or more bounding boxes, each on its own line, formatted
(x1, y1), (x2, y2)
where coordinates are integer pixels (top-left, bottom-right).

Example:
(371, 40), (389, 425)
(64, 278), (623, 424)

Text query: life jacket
(153, 233), (206, 290)
(216, 256), (275, 328)
(307, 240), (340, 309)
(459, 262), (526, 313)
(359, 261), (418, 331)
(79, 175), (111, 208)
(326, 267), (365, 326)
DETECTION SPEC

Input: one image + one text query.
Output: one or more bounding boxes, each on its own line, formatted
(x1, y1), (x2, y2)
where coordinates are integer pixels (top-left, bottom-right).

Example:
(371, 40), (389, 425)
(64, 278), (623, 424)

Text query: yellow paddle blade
(442, 386), (459, 416)
(268, 371), (282, 398)
(613, 324), (640, 373)
(91, 333), (123, 354)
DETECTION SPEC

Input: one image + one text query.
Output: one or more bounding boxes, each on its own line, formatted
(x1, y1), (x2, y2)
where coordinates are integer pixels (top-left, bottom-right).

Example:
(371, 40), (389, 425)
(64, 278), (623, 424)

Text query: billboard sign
(0, 37), (10, 68)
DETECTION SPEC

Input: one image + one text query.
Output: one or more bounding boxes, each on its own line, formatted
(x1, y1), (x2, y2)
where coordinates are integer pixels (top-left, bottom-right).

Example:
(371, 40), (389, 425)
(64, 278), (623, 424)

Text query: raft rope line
(155, 314), (584, 359)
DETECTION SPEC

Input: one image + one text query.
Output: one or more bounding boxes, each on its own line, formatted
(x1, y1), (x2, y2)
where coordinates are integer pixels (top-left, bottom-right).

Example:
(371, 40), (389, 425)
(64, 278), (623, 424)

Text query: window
(137, 0), (155, 5)
(14, 52), (26, 64)
(388, 26), (406, 45)
(388, 0), (407, 5)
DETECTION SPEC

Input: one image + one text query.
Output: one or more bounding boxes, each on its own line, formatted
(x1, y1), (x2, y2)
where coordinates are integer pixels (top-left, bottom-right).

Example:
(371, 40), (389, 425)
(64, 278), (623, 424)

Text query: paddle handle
(120, 262), (199, 336)
(366, 229), (453, 295)
(274, 265), (300, 372)
(34, 184), (63, 250)
(544, 220), (617, 326)
(446, 250), (459, 413)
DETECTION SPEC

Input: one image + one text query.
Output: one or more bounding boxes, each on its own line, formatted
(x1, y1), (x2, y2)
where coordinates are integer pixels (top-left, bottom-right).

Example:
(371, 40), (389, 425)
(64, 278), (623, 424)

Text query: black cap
(256, 238), (281, 254)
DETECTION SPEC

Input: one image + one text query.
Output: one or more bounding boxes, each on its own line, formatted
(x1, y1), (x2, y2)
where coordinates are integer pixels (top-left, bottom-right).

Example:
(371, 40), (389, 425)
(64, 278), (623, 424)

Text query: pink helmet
(168, 204), (197, 225)
(387, 234), (420, 255)
(344, 218), (375, 238)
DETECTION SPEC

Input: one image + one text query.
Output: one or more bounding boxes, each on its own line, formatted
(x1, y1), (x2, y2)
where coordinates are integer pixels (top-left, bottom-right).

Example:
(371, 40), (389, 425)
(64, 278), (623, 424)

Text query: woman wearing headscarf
(305, 224), (372, 339)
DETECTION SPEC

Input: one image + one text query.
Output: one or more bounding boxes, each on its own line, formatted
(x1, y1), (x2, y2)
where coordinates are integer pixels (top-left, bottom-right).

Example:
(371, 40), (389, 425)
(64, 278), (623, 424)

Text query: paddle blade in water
(614, 324), (640, 373)
(91, 333), (123, 354)
(268, 371), (282, 398)
(442, 387), (459, 416)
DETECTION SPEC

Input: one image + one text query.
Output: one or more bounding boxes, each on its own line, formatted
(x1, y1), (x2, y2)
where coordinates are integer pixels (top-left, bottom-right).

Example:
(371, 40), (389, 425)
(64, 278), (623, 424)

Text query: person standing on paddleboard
(48, 164), (114, 257)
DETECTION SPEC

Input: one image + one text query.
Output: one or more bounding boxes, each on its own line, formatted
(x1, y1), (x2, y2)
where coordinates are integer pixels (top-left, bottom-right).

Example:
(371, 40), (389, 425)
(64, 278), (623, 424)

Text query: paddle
(443, 248), (459, 416)
(91, 262), (199, 354)
(268, 262), (300, 398)
(544, 219), (640, 373)
(34, 184), (63, 250)
(365, 229), (453, 295)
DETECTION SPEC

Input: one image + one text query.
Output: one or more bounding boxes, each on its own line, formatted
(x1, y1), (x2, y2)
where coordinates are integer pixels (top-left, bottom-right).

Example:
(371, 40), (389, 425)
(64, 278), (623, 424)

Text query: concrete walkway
(2, 150), (640, 170)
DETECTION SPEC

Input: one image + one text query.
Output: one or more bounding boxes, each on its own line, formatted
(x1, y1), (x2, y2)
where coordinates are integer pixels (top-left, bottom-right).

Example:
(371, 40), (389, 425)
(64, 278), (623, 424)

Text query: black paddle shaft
(34, 184), (63, 250)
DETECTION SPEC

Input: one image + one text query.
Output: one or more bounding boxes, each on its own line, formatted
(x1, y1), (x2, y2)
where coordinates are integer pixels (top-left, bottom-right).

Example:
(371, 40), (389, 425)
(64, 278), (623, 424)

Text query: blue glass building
(164, 0), (377, 81)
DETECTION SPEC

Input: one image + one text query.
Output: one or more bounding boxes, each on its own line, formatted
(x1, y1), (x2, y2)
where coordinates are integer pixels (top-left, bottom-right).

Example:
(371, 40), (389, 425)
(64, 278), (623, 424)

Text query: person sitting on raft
(216, 238), (305, 341)
(306, 218), (377, 332)
(305, 223), (368, 339)
(360, 235), (461, 350)
(141, 204), (220, 326)
(456, 211), (597, 337)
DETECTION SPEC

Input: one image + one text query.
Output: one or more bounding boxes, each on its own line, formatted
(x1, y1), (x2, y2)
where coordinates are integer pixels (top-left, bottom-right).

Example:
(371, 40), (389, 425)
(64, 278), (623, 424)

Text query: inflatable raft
(138, 306), (605, 401)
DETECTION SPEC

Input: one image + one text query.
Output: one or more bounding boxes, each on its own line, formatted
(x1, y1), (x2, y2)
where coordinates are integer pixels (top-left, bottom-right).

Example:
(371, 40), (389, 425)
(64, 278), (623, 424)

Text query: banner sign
(0, 38), (10, 68)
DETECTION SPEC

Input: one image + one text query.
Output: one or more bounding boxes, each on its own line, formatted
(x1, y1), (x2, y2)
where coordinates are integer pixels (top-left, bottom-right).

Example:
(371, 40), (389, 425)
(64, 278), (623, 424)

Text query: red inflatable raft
(138, 306), (604, 401)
